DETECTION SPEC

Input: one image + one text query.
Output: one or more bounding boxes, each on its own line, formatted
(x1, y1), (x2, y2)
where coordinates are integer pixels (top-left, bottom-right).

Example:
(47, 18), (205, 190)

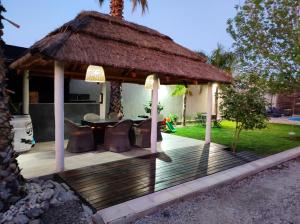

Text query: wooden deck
(57, 144), (259, 211)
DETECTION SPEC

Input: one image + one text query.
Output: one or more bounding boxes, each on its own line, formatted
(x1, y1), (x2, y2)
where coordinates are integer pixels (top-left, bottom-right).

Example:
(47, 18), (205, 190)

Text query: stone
(27, 208), (43, 218)
(0, 201), (3, 211)
(4, 221), (14, 224)
(12, 214), (29, 224)
(44, 181), (55, 189)
(41, 189), (54, 200)
(29, 219), (42, 224)
(40, 201), (49, 211)
(50, 198), (59, 205)
(82, 204), (93, 216)
(162, 210), (170, 218)
(61, 183), (70, 191)
(1, 179), (87, 224)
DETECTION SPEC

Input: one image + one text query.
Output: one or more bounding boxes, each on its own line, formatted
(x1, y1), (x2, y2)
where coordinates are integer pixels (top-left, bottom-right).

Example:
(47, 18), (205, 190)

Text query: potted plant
(144, 101), (164, 115)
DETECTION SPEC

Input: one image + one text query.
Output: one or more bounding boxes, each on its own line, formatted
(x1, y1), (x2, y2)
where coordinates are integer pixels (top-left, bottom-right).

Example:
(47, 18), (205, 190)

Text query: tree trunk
(292, 90), (296, 116)
(110, 0), (124, 19)
(182, 93), (187, 126)
(270, 93), (273, 107)
(232, 125), (242, 154)
(0, 4), (26, 212)
(232, 122), (239, 154)
(109, 0), (124, 115)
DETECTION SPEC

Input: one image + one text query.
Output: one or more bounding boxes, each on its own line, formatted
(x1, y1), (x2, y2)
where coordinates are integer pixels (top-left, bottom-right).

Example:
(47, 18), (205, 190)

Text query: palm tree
(171, 85), (192, 126)
(207, 45), (235, 117)
(208, 44), (235, 73)
(98, 0), (148, 115)
(0, 2), (26, 213)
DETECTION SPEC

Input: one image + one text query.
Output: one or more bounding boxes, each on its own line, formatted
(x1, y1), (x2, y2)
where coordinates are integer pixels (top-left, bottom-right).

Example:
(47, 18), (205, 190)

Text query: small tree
(219, 74), (268, 153)
(171, 85), (192, 126)
(227, 0), (300, 93)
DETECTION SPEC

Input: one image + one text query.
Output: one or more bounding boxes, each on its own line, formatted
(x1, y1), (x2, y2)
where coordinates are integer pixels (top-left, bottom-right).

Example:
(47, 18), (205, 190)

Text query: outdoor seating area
(70, 116), (163, 152)
(2, 1), (300, 223)
(18, 133), (209, 179)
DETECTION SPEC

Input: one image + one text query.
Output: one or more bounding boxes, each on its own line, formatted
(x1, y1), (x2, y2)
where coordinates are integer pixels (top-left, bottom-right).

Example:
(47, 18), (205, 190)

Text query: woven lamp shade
(85, 65), (105, 83)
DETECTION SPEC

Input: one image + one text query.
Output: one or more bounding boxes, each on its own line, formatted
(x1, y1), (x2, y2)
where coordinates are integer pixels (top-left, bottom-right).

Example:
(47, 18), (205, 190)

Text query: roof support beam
(99, 83), (107, 119)
(205, 82), (213, 144)
(22, 70), (29, 114)
(54, 61), (65, 172)
(150, 75), (159, 153)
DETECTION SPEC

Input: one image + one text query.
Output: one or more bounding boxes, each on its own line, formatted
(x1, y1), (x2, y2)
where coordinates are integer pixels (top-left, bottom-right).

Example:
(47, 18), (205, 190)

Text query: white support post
(205, 82), (213, 144)
(23, 70), (29, 114)
(99, 83), (107, 119)
(54, 61), (65, 172)
(150, 75), (159, 153)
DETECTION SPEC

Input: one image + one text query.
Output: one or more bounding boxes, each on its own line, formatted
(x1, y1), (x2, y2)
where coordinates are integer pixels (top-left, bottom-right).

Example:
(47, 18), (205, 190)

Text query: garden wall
(69, 81), (214, 121)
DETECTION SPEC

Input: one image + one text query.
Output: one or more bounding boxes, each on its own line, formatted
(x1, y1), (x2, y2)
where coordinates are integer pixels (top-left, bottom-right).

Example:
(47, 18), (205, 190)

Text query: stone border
(93, 146), (300, 224)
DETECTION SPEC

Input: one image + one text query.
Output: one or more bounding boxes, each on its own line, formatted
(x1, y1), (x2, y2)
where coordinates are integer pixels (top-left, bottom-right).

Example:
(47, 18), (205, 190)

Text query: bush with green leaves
(219, 74), (269, 153)
(195, 112), (206, 126)
(227, 0), (300, 93)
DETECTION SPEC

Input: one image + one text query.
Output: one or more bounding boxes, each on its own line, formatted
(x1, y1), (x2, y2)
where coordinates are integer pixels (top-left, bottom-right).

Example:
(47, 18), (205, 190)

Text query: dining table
(81, 117), (147, 145)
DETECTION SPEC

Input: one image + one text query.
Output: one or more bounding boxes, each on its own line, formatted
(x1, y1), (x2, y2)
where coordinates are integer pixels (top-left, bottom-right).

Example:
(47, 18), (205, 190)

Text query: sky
(2, 0), (243, 55)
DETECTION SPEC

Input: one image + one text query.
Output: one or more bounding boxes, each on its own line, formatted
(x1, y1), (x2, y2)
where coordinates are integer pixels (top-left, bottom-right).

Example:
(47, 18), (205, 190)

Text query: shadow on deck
(56, 144), (260, 211)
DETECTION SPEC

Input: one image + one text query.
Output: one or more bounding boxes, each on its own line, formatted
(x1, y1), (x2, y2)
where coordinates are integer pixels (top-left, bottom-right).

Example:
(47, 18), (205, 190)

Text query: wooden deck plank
(61, 150), (234, 187)
(57, 145), (256, 211)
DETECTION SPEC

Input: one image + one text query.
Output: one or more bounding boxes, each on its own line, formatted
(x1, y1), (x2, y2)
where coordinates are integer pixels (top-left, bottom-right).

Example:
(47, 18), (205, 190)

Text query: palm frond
(98, 0), (105, 6)
(171, 85), (187, 96)
(131, 0), (148, 13)
(209, 44), (235, 73)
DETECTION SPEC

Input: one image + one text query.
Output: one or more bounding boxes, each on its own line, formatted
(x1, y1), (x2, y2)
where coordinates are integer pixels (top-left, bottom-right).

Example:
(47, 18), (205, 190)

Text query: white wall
(122, 83), (151, 117)
(69, 80), (212, 121)
(121, 83), (183, 118)
(69, 79), (101, 102)
(185, 85), (208, 120)
(265, 93), (277, 107)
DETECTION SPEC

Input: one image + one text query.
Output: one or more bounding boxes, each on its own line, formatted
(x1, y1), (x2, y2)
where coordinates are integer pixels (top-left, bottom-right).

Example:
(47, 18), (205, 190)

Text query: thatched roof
(10, 11), (231, 84)
(4, 44), (26, 64)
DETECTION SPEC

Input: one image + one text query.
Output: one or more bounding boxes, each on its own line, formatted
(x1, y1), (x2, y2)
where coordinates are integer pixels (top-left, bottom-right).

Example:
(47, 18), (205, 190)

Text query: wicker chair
(104, 119), (133, 152)
(108, 112), (118, 120)
(83, 113), (100, 121)
(65, 118), (94, 153)
(131, 119), (163, 148)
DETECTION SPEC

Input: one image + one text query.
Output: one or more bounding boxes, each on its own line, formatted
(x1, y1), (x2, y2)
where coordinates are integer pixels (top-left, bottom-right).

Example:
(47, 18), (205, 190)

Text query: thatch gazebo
(11, 11), (231, 172)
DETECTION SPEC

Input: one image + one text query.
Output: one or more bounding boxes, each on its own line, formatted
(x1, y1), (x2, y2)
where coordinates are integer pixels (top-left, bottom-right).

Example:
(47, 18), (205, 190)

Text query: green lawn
(173, 121), (300, 155)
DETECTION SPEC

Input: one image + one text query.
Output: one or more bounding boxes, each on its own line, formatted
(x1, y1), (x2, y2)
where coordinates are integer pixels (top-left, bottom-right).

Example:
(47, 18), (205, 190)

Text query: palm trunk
(0, 3), (26, 212)
(110, 0), (124, 19)
(109, 0), (124, 115)
(109, 81), (123, 114)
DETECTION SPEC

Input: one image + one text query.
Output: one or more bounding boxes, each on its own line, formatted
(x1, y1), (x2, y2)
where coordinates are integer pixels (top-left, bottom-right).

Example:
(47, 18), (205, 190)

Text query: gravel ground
(136, 158), (300, 224)
(40, 200), (91, 224)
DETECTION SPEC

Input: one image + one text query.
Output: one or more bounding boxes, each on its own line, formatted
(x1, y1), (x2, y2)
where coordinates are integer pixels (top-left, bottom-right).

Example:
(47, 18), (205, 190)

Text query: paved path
(136, 158), (300, 224)
(269, 117), (300, 125)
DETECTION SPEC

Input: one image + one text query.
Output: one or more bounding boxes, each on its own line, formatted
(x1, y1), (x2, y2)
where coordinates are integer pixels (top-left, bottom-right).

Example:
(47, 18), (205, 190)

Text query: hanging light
(145, 74), (160, 90)
(85, 65), (105, 83)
